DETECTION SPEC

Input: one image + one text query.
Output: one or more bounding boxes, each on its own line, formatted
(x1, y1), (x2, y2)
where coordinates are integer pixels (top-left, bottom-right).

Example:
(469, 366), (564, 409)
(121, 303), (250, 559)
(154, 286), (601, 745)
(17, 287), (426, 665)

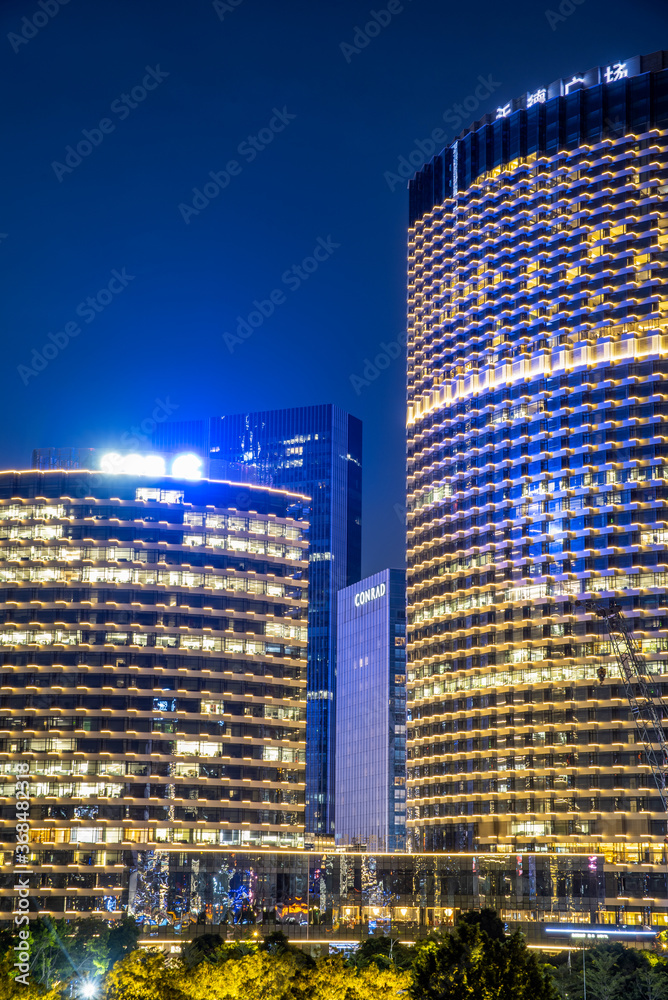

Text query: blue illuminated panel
(336, 569), (406, 852)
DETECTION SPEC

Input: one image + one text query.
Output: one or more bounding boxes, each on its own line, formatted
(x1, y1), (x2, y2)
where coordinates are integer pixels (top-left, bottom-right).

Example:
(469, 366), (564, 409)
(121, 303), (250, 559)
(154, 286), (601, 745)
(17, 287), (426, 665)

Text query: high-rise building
(153, 406), (362, 837)
(335, 569), (407, 852)
(406, 50), (668, 876)
(0, 468), (308, 916)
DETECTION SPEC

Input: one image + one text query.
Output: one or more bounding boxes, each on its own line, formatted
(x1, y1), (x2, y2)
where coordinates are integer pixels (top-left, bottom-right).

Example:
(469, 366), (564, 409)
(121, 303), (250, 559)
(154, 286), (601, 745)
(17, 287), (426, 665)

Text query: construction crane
(593, 602), (668, 816)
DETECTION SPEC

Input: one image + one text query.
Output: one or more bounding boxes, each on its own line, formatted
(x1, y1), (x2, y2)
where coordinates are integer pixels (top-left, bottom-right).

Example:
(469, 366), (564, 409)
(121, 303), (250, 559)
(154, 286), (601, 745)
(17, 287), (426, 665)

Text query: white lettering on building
(354, 582), (387, 607)
(527, 88), (546, 108)
(603, 62), (628, 83)
(564, 75), (585, 95)
(100, 452), (203, 480)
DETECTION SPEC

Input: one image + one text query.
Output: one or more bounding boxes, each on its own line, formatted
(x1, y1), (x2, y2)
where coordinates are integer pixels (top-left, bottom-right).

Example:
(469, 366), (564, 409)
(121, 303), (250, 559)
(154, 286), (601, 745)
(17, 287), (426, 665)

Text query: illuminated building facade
(406, 50), (668, 897)
(153, 406), (363, 838)
(127, 848), (608, 943)
(335, 569), (407, 852)
(0, 470), (308, 916)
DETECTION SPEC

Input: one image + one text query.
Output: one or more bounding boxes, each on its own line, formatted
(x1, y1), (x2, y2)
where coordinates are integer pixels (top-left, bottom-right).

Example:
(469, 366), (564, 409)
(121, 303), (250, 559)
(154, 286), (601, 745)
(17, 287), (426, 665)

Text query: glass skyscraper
(153, 406), (362, 837)
(406, 49), (668, 888)
(335, 569), (406, 852)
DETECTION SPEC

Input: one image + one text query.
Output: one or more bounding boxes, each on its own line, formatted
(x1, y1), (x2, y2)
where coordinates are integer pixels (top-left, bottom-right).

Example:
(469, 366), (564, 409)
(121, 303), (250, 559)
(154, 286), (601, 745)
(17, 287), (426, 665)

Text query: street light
(578, 937), (587, 1000)
(564, 935), (591, 1000)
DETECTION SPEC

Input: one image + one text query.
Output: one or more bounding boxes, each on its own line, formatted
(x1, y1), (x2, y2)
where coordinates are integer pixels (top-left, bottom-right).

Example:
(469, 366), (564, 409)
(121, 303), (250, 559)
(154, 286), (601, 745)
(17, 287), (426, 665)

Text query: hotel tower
(0, 468), (308, 917)
(406, 50), (668, 888)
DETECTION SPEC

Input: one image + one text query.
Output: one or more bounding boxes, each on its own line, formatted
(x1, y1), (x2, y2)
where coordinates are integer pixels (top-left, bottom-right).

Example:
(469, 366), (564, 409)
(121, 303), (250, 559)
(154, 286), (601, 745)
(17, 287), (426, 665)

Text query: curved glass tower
(406, 50), (668, 889)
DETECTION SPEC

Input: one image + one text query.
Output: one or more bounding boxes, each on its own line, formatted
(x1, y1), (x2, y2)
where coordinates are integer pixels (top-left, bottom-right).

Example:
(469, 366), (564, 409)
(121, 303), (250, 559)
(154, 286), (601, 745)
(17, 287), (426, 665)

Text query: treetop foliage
(0, 912), (666, 999)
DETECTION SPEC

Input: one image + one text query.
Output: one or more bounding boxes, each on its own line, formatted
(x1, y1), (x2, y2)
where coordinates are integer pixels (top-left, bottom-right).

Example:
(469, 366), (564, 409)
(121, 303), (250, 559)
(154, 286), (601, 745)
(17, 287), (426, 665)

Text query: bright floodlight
(99, 452), (166, 476)
(100, 452), (123, 474)
(143, 454), (167, 476)
(122, 453), (147, 475)
(171, 453), (203, 480)
(79, 982), (97, 999)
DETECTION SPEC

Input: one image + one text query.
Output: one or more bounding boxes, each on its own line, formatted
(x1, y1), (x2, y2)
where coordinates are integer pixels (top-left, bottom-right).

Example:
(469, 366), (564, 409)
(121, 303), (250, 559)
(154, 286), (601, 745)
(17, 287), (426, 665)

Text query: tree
(410, 923), (488, 1000)
(260, 931), (315, 971)
(637, 965), (668, 1000)
(457, 907), (506, 941)
(26, 919), (75, 988)
(0, 927), (14, 955)
(495, 930), (558, 1000)
(185, 950), (297, 1000)
(291, 954), (408, 1000)
(102, 949), (185, 1000)
(180, 933), (240, 969)
(260, 931), (314, 973)
(586, 950), (626, 1000)
(107, 916), (141, 967)
(410, 920), (558, 1000)
(546, 951), (583, 1000)
(180, 932), (217, 969)
(352, 961), (411, 999)
(0, 952), (61, 1000)
(25, 916), (140, 988)
(350, 934), (414, 972)
(261, 931), (292, 956)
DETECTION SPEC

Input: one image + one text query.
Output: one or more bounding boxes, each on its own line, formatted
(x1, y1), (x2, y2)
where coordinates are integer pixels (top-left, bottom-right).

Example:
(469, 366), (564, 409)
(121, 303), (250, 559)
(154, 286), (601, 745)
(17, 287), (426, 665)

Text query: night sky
(1, 0), (666, 575)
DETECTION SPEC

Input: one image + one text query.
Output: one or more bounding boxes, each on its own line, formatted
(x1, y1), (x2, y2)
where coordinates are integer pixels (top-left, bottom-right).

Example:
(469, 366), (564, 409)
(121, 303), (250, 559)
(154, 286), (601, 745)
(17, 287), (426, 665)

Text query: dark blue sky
(1, 0), (666, 575)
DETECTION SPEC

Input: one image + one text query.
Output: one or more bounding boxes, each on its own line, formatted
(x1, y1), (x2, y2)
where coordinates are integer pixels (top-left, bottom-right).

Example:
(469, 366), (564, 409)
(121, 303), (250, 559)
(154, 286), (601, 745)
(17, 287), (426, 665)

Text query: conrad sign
(353, 582), (387, 607)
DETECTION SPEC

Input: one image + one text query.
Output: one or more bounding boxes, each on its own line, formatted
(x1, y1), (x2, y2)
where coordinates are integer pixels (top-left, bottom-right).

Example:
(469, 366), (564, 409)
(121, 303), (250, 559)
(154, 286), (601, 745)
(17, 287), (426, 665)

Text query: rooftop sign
(494, 56), (639, 121)
(99, 452), (203, 480)
(354, 582), (387, 607)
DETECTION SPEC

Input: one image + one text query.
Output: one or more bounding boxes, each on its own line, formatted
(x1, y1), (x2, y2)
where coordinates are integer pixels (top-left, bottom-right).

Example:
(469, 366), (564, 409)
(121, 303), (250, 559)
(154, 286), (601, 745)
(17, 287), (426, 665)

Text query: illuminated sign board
(526, 87), (546, 108)
(99, 452), (203, 480)
(545, 926), (655, 939)
(563, 74), (585, 95)
(354, 582), (386, 607)
(491, 56), (639, 122)
(603, 61), (629, 83)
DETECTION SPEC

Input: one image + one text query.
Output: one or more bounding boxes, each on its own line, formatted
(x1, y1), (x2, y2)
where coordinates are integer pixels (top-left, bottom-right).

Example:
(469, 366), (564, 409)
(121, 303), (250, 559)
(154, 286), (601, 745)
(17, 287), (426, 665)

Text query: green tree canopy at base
(410, 919), (558, 1000)
(6, 914), (668, 1000)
